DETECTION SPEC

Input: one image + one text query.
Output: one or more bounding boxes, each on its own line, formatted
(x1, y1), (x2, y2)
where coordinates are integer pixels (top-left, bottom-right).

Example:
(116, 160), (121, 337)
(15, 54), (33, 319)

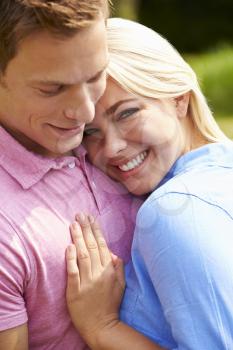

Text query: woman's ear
(174, 92), (190, 119)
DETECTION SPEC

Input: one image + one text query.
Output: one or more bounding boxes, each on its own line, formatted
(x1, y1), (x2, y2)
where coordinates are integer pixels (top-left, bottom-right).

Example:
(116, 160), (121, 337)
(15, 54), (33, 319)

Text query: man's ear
(174, 92), (190, 118)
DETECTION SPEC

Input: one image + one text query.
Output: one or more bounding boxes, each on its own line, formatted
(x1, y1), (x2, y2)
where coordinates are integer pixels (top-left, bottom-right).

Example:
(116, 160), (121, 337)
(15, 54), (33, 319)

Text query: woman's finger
(75, 213), (102, 277)
(111, 253), (126, 290)
(70, 221), (92, 283)
(89, 216), (112, 267)
(66, 244), (81, 302)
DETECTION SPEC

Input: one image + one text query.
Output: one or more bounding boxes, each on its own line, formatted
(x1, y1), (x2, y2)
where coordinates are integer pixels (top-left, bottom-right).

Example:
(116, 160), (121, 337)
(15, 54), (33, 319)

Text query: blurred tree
(112, 0), (139, 21)
(137, 0), (233, 52)
(111, 0), (233, 119)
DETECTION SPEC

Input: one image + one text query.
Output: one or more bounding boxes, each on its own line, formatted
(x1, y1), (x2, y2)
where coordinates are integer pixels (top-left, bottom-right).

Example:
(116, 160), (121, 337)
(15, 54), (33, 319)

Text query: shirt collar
(158, 141), (233, 188)
(0, 126), (87, 189)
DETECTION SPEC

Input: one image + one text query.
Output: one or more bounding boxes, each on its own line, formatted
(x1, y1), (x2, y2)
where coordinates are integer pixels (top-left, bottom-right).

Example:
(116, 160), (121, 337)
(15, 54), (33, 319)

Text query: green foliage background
(137, 0), (233, 53)
(186, 46), (233, 138)
(186, 46), (233, 117)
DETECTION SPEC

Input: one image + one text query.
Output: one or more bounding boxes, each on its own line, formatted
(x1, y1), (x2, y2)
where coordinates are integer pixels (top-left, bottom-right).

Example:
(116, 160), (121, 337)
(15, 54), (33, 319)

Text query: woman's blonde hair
(107, 18), (228, 142)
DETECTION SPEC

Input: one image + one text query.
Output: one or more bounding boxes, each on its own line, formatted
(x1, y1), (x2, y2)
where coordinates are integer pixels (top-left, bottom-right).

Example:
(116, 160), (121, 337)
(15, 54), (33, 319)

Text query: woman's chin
(123, 179), (153, 196)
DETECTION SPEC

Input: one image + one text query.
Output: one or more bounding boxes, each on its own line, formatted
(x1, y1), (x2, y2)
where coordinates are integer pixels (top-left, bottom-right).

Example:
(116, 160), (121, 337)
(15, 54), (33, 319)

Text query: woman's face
(83, 78), (189, 195)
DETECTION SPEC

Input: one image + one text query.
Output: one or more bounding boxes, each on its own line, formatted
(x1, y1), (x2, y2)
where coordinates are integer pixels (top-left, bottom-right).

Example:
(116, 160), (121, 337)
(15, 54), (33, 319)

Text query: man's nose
(63, 86), (95, 124)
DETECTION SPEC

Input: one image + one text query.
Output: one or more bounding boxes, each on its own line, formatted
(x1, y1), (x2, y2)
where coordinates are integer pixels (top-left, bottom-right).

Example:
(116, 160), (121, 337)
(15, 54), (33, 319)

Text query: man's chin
(54, 141), (82, 157)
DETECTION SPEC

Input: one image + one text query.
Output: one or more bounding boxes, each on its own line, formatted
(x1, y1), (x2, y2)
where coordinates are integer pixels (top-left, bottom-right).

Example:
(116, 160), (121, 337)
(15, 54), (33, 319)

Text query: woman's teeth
(118, 151), (147, 172)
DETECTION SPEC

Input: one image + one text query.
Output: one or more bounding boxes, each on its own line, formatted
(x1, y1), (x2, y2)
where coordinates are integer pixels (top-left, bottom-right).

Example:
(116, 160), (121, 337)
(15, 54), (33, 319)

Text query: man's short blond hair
(0, 0), (110, 73)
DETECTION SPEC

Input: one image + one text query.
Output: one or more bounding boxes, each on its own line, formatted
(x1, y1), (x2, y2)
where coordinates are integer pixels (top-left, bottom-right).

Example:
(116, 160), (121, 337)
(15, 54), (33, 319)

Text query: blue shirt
(120, 142), (233, 350)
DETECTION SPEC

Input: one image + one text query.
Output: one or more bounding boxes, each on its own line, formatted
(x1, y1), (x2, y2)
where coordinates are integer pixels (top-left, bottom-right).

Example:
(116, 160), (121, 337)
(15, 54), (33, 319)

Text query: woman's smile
(117, 150), (148, 172)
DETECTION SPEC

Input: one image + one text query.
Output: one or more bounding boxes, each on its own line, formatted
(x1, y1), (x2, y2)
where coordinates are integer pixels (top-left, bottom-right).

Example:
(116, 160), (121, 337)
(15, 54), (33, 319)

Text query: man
(0, 1), (138, 349)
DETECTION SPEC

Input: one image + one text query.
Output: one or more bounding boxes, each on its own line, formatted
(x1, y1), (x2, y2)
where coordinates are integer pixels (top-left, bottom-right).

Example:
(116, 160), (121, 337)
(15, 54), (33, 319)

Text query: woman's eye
(83, 128), (100, 137)
(118, 108), (139, 119)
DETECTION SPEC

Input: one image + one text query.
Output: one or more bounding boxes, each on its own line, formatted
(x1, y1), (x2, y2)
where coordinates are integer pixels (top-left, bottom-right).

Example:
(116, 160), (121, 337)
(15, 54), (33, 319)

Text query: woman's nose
(103, 128), (127, 158)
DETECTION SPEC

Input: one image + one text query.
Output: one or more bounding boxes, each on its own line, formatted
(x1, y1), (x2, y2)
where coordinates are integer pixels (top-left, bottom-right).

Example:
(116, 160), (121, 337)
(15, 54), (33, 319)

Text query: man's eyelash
(39, 86), (64, 96)
(88, 70), (104, 84)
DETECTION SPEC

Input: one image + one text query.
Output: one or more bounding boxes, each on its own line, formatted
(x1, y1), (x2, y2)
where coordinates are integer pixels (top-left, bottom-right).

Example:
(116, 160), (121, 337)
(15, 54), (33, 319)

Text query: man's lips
(48, 124), (85, 137)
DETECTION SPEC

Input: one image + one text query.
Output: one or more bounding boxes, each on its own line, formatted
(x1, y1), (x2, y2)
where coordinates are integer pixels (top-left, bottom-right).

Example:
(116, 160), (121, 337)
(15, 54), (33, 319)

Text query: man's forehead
(6, 19), (108, 84)
(27, 60), (108, 86)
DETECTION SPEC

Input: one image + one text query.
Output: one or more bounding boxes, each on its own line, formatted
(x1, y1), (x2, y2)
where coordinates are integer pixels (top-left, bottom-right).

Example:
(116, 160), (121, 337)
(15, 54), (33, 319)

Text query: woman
(66, 18), (233, 350)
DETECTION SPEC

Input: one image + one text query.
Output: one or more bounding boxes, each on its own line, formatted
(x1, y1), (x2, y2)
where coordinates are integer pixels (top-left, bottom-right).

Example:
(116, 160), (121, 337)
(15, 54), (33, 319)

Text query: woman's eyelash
(119, 108), (139, 119)
(83, 108), (140, 137)
(84, 128), (99, 136)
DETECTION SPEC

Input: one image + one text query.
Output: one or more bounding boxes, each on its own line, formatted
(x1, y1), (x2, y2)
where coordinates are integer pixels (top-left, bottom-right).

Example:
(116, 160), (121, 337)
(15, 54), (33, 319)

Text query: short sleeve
(0, 214), (30, 330)
(135, 192), (233, 350)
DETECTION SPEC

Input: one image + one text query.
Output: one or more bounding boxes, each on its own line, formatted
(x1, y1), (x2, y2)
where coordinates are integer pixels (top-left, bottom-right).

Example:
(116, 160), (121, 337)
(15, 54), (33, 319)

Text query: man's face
(0, 19), (108, 157)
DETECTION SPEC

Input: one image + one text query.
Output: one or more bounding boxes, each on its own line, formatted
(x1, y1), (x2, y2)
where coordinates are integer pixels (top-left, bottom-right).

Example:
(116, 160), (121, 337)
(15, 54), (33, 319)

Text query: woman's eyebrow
(105, 98), (137, 116)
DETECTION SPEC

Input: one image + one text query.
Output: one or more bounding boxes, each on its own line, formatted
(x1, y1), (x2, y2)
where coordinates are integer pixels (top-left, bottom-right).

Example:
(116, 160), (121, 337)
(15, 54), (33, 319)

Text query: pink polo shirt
(0, 127), (141, 349)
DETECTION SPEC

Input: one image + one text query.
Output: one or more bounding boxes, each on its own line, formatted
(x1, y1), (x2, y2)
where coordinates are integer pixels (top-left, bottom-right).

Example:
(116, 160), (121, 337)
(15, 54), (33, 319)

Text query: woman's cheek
(87, 146), (104, 168)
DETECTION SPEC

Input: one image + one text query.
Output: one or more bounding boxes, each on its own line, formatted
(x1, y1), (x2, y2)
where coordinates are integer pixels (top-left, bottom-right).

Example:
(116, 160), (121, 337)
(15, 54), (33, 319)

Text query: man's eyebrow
(88, 61), (109, 82)
(105, 99), (137, 116)
(29, 79), (64, 86)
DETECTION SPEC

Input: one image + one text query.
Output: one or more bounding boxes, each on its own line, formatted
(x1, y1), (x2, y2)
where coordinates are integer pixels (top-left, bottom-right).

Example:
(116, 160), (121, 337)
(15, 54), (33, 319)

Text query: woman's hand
(66, 213), (125, 347)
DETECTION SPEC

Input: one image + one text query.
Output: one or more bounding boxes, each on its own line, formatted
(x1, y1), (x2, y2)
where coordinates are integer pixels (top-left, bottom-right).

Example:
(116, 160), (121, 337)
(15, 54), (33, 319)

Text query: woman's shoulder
(136, 163), (233, 233)
(145, 155), (232, 207)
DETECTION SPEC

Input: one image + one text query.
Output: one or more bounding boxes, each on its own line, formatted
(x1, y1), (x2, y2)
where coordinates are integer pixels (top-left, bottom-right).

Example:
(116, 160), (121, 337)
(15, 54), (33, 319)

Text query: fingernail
(88, 215), (95, 224)
(68, 244), (74, 253)
(71, 221), (79, 230)
(76, 212), (86, 222)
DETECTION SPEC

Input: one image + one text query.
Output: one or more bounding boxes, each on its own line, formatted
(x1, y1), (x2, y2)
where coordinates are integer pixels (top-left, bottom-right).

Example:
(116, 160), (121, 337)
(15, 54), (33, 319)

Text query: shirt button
(68, 162), (76, 169)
